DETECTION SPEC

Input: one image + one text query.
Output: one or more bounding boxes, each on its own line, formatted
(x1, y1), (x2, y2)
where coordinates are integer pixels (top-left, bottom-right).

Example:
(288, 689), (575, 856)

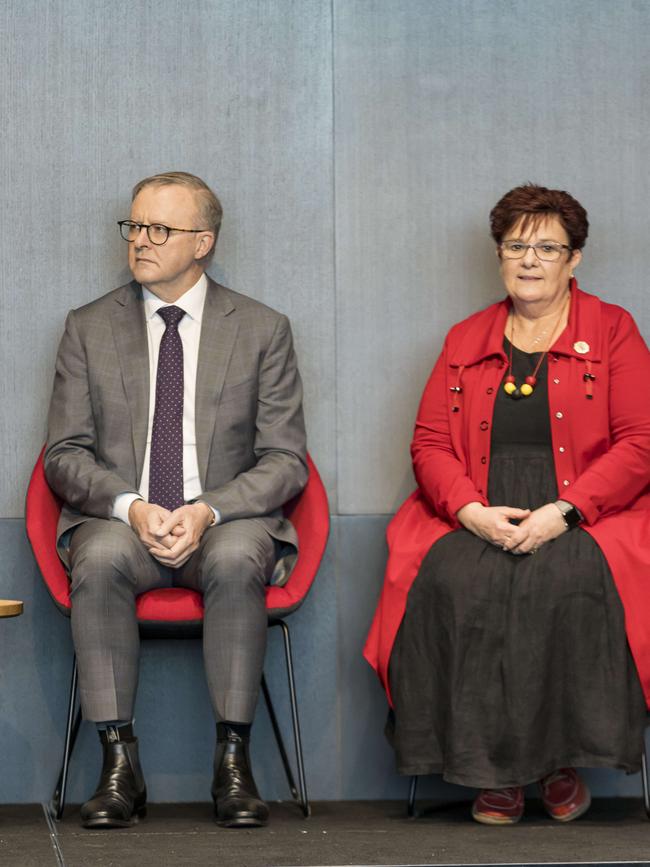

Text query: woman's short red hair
(490, 183), (589, 250)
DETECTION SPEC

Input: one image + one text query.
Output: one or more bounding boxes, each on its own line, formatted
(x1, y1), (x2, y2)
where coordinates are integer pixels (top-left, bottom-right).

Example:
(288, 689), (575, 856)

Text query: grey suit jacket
(44, 278), (308, 562)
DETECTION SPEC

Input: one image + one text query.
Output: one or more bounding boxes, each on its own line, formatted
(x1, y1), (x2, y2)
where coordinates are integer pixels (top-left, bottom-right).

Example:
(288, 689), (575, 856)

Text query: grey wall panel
(337, 515), (400, 799)
(1, 516), (643, 803)
(0, 0), (335, 517)
(335, 0), (650, 514)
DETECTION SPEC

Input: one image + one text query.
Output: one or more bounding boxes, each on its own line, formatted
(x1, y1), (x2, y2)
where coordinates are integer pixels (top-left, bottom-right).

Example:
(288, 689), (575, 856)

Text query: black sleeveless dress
(387, 340), (646, 788)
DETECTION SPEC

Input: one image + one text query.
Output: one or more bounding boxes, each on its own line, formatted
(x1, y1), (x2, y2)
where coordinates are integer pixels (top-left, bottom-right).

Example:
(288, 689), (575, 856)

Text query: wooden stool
(0, 600), (23, 618)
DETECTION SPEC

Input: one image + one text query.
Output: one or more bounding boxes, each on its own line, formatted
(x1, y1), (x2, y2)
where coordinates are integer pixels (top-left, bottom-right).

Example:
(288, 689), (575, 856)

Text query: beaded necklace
(503, 300), (568, 399)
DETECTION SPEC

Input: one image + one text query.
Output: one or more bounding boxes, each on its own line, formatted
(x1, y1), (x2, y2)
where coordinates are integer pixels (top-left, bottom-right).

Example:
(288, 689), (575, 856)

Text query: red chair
(26, 449), (329, 820)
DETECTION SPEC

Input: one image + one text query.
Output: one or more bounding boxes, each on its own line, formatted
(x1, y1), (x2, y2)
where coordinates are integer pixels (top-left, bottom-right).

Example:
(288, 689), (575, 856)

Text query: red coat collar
(448, 280), (604, 367)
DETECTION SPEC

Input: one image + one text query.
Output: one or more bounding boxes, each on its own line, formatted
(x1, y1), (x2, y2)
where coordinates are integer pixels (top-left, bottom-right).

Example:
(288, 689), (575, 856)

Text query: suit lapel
(111, 282), (150, 484)
(195, 280), (238, 485)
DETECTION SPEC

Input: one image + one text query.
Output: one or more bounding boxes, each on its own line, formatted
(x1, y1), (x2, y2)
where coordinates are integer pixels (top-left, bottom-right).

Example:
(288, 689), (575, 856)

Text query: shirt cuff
(188, 497), (220, 526)
(112, 492), (144, 526)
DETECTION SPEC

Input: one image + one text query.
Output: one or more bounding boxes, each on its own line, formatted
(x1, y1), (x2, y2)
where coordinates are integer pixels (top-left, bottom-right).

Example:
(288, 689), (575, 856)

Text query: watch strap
(554, 499), (582, 529)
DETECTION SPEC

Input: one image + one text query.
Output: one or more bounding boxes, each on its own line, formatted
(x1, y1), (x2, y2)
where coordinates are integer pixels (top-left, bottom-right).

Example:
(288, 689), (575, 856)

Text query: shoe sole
(216, 816), (268, 828)
(472, 809), (522, 826)
(546, 790), (591, 823)
(82, 807), (147, 829)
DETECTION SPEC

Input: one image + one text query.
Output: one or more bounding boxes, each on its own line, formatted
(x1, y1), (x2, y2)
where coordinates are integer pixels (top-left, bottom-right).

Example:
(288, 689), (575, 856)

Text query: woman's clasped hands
(457, 501), (568, 555)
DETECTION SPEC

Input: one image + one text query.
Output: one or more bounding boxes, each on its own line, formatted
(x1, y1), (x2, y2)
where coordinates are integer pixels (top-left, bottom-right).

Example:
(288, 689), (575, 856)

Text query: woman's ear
(569, 248), (582, 274)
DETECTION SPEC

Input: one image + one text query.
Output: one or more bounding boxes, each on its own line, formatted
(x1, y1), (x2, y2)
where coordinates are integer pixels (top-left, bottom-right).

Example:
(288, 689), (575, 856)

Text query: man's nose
(134, 225), (150, 247)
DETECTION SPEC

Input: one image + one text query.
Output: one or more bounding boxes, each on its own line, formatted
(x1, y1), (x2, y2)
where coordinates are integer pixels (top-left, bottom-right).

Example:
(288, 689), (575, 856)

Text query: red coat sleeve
(566, 309), (650, 524)
(411, 338), (488, 524)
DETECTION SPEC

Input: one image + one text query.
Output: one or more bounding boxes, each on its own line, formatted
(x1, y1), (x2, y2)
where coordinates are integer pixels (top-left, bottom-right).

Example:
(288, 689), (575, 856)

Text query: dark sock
(97, 722), (134, 743)
(218, 721), (252, 740)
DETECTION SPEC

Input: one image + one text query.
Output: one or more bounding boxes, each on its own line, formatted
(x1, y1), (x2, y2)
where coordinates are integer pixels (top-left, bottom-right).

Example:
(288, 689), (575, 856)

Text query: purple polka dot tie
(149, 305), (185, 511)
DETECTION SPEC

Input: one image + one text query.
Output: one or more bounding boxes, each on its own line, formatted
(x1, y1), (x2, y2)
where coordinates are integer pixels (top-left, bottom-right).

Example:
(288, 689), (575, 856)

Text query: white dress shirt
(113, 273), (217, 525)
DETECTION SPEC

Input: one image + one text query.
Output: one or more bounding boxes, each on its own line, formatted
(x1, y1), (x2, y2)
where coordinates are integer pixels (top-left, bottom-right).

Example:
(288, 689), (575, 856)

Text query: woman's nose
(522, 245), (538, 265)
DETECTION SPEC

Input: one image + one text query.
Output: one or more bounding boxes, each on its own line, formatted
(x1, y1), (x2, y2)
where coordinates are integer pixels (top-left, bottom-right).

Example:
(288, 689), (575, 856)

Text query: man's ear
(195, 231), (215, 260)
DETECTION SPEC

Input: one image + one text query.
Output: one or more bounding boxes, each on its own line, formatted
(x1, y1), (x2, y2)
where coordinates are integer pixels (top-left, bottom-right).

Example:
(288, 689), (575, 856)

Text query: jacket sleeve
(196, 314), (308, 521)
(411, 338), (488, 524)
(44, 310), (139, 517)
(563, 310), (650, 524)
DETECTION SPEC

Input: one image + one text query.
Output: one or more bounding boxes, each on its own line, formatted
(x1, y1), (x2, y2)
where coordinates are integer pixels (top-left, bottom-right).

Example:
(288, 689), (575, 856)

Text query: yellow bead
(520, 383), (533, 396)
(504, 381), (517, 395)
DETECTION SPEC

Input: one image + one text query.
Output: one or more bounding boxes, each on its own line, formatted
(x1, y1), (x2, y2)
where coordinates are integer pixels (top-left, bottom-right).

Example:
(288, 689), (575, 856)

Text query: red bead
(524, 375), (537, 386)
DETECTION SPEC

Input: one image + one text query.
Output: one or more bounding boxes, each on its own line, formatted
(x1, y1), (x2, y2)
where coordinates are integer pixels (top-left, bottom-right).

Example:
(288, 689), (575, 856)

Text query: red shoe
(472, 787), (524, 825)
(539, 768), (591, 822)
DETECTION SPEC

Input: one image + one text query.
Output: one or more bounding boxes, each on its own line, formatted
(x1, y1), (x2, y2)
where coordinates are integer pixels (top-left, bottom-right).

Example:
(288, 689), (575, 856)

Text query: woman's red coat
(364, 282), (650, 707)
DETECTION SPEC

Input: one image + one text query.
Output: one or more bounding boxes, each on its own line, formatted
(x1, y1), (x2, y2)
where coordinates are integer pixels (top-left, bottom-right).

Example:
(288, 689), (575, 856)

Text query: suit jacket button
(480, 420), (489, 431)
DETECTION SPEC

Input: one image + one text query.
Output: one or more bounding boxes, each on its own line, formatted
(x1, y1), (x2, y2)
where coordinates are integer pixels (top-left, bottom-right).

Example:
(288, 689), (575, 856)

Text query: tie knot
(157, 305), (185, 328)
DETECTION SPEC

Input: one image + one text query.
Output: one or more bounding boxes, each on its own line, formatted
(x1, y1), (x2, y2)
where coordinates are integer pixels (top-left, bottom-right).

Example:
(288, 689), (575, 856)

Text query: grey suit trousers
(68, 517), (278, 723)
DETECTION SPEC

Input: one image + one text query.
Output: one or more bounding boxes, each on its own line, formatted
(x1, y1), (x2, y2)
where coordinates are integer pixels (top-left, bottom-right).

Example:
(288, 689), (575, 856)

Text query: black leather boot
(80, 727), (147, 829)
(212, 724), (269, 827)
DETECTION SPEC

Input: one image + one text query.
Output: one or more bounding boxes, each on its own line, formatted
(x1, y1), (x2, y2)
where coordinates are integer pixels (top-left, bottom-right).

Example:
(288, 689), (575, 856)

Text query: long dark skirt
(388, 445), (647, 788)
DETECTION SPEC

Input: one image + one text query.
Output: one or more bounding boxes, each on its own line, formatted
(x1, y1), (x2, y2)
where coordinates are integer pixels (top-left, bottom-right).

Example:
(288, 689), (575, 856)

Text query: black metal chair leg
(642, 730), (650, 819)
(407, 775), (418, 818)
(275, 619), (310, 817)
(51, 655), (82, 821)
(261, 674), (299, 800)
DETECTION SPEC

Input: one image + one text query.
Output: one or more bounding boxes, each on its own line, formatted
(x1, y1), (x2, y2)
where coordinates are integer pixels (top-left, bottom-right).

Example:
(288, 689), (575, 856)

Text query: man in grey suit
(44, 171), (307, 829)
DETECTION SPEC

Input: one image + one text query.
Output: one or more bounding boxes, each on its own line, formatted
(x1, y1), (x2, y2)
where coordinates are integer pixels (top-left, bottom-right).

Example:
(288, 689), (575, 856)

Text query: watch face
(564, 506), (581, 528)
(556, 501), (580, 527)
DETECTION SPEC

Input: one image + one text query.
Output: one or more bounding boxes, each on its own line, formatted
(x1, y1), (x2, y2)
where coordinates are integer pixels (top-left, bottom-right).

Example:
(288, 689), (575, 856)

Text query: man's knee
(199, 532), (273, 592)
(69, 521), (143, 594)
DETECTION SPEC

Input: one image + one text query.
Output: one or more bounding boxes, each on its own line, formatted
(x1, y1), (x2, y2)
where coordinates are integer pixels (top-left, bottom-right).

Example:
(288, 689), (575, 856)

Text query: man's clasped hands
(128, 500), (215, 568)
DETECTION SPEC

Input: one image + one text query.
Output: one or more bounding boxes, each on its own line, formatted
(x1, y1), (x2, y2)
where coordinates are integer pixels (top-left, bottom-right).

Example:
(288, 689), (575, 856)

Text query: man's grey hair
(132, 171), (223, 262)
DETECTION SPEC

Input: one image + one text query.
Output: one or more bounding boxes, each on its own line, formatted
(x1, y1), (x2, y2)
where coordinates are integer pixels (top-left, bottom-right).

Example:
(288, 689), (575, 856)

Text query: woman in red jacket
(364, 183), (650, 825)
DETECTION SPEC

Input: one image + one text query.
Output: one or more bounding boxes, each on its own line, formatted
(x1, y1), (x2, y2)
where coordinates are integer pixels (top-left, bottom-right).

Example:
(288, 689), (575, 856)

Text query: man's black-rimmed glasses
(117, 220), (211, 246)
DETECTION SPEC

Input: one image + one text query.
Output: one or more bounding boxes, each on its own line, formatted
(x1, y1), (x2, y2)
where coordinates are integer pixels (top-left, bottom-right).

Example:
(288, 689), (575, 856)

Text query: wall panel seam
(330, 0), (343, 801)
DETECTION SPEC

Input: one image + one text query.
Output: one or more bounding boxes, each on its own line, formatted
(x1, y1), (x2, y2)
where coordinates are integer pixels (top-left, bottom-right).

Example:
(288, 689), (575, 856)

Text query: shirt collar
(143, 273), (208, 323)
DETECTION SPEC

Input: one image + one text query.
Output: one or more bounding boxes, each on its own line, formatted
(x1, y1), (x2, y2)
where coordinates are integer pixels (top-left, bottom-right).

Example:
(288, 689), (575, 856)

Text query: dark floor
(1, 800), (649, 867)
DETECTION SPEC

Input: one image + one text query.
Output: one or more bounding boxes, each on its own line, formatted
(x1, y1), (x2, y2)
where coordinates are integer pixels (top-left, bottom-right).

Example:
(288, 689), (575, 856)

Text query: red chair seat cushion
(27, 450), (329, 624)
(136, 587), (204, 622)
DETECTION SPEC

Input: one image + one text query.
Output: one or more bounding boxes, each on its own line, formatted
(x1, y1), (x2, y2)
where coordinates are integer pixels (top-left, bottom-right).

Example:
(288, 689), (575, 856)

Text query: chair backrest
(267, 453), (330, 617)
(25, 448), (69, 614)
(26, 449), (330, 623)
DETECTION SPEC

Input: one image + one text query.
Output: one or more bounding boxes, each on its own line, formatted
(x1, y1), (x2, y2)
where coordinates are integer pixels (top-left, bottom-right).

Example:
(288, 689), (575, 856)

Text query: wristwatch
(554, 499), (582, 530)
